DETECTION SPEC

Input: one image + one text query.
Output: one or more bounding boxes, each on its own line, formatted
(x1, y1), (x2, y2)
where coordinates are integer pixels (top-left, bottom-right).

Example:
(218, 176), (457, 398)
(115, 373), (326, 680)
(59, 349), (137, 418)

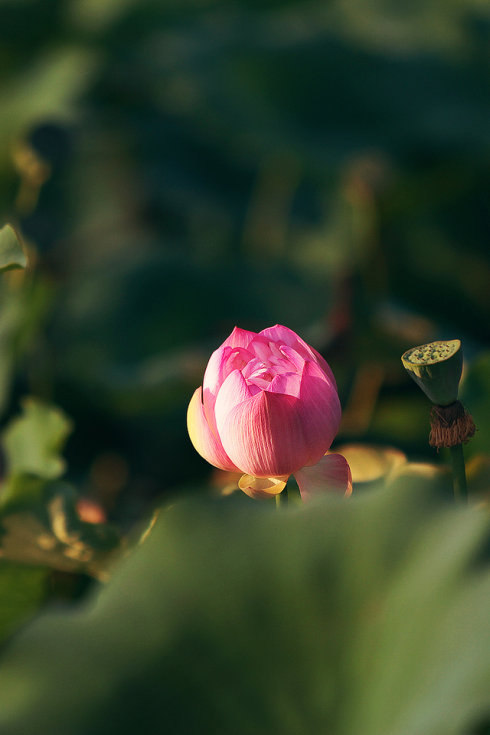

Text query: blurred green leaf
(0, 398), (73, 509)
(0, 400), (121, 581)
(2, 398), (72, 484)
(0, 478), (487, 734)
(0, 275), (53, 417)
(0, 562), (47, 645)
(0, 47), (97, 169)
(0, 225), (26, 273)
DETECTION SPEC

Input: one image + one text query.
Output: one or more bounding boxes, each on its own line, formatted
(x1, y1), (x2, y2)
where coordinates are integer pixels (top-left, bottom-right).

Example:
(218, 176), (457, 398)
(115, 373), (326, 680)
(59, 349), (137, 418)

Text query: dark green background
(1, 0), (490, 515)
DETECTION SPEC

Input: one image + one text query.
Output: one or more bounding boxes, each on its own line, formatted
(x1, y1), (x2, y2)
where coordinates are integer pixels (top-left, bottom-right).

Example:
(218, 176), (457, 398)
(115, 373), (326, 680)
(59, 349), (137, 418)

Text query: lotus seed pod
(401, 339), (475, 449)
(401, 339), (462, 407)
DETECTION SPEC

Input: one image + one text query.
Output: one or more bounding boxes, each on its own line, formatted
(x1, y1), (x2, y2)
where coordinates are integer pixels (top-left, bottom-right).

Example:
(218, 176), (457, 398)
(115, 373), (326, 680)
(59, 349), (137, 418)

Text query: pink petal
(298, 360), (341, 466)
(201, 323), (258, 417)
(248, 335), (274, 362)
(276, 345), (306, 372)
(258, 324), (298, 344)
(267, 340), (283, 358)
(294, 453), (352, 502)
(259, 324), (336, 387)
(203, 345), (251, 431)
(241, 357), (267, 381)
(203, 345), (250, 397)
(267, 371), (302, 398)
(214, 369), (253, 430)
(187, 387), (240, 472)
(217, 390), (312, 477)
(308, 345), (336, 388)
(222, 326), (257, 350)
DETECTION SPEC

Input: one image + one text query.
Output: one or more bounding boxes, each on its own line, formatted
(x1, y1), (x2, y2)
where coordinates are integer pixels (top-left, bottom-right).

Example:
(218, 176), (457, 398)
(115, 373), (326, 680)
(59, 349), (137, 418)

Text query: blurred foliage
(0, 478), (489, 734)
(2, 398), (72, 491)
(0, 225), (26, 273)
(0, 562), (46, 644)
(0, 483), (121, 582)
(461, 353), (490, 457)
(0, 1), (489, 730)
(0, 398), (121, 644)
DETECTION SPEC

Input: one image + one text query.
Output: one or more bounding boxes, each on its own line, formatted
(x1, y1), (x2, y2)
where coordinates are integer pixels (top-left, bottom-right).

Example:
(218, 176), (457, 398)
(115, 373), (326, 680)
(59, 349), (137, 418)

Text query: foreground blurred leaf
(0, 562), (46, 645)
(0, 225), (27, 273)
(0, 477), (488, 735)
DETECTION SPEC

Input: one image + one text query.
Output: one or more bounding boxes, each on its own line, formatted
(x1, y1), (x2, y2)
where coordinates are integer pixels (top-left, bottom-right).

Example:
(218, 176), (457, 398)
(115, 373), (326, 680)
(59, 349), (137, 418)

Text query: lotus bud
(187, 324), (351, 501)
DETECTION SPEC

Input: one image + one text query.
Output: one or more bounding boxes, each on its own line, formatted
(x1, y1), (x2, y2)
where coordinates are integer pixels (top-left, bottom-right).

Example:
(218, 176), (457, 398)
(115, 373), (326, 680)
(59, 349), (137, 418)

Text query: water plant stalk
(449, 443), (468, 502)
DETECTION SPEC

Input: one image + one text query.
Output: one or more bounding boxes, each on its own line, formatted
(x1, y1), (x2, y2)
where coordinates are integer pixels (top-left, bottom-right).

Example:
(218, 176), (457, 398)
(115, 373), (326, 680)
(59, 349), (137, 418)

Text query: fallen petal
(295, 453), (352, 501)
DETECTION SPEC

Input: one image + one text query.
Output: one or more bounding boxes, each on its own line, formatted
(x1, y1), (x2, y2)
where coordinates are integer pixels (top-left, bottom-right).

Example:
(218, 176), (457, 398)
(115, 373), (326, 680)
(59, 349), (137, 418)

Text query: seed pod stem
(449, 443), (467, 502)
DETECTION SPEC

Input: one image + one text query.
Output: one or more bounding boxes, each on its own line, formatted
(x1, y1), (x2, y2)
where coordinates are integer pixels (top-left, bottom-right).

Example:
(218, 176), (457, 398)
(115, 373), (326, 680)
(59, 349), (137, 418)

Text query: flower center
(247, 365), (275, 390)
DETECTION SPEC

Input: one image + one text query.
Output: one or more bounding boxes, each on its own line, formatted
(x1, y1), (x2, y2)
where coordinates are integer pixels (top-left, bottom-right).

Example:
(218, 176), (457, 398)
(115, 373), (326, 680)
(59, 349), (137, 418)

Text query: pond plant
(402, 339), (476, 501)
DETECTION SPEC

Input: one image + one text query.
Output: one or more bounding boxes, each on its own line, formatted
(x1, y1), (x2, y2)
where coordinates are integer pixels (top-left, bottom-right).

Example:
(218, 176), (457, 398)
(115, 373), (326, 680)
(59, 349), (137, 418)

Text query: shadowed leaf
(0, 478), (487, 735)
(0, 484), (121, 581)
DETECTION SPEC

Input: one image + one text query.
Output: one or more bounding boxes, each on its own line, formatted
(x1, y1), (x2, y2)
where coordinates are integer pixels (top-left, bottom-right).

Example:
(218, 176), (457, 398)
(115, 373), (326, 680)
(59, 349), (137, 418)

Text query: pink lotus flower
(187, 325), (351, 500)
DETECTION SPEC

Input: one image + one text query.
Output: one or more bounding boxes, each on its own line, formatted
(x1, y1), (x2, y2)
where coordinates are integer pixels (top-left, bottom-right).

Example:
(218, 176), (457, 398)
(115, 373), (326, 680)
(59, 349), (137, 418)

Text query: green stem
(449, 443), (468, 502)
(275, 487), (288, 509)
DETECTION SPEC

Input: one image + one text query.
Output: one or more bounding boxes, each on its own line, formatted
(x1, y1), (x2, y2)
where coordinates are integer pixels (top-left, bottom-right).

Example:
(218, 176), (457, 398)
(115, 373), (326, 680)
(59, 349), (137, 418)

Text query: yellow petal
(238, 474), (288, 500)
(187, 387), (239, 472)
